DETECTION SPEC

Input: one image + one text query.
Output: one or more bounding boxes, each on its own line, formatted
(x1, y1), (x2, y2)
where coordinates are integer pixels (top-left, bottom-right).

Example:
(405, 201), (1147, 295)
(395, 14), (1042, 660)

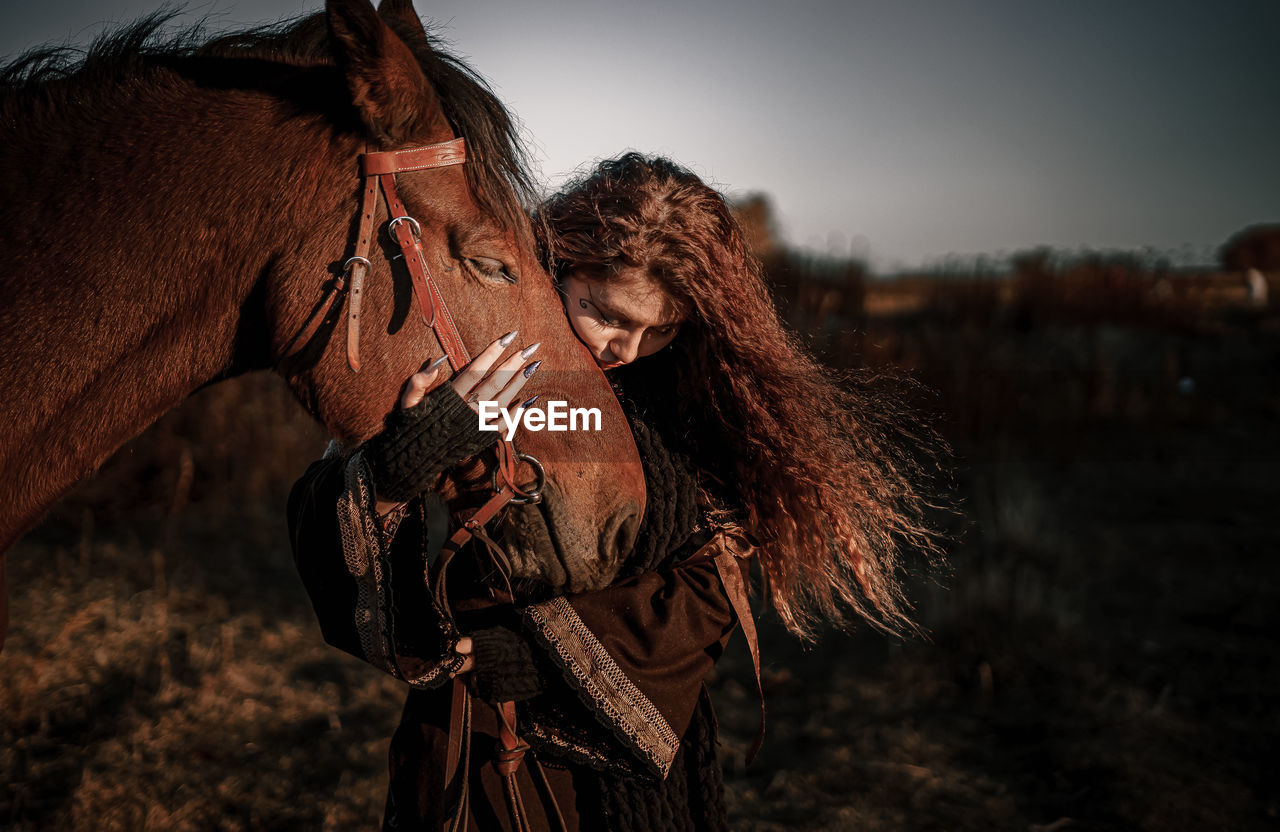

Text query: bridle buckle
(387, 215), (422, 240)
(494, 451), (546, 505)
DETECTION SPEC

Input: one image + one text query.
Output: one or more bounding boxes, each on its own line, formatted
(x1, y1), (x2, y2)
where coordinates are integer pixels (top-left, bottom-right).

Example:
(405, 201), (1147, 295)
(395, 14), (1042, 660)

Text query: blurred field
(3, 248), (1279, 830)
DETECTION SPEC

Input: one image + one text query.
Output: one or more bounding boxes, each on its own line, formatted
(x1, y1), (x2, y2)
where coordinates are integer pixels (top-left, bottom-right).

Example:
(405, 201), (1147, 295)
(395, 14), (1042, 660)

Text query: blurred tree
(1220, 223), (1280, 270)
(732, 192), (782, 261)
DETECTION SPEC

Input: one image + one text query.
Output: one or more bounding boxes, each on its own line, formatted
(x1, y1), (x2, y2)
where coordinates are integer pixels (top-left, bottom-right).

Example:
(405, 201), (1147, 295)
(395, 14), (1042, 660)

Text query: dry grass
(0, 375), (408, 830)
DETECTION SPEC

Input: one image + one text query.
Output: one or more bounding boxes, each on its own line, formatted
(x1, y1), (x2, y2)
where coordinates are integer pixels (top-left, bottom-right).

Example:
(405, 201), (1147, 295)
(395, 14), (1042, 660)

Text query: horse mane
(0, 8), (535, 231)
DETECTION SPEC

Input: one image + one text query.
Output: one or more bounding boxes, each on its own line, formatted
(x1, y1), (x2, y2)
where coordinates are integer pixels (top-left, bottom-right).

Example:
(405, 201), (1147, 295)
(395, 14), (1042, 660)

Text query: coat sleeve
(519, 532), (755, 778)
(287, 446), (462, 688)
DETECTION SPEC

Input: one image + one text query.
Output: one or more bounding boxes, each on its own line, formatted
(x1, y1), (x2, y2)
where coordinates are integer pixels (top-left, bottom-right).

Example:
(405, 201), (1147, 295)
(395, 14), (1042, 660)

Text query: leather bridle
(290, 136), (546, 537)
(284, 136), (563, 829)
(304, 136), (559, 831)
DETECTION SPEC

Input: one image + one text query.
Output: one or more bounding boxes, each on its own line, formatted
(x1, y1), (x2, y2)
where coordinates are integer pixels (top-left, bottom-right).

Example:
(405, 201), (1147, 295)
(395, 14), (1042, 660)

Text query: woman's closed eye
(580, 298), (622, 327)
(581, 298), (677, 337)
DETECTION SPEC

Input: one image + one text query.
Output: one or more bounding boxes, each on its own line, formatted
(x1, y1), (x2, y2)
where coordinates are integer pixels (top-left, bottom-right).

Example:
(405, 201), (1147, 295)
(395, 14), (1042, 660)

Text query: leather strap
(345, 139), (469, 373)
(284, 138), (469, 373)
(430, 440), (545, 617)
(442, 688), (567, 832)
(495, 700), (545, 832)
(493, 701), (528, 777)
(380, 173), (460, 359)
(713, 540), (766, 765)
(344, 175), (380, 371)
(361, 137), (466, 175)
(443, 676), (472, 832)
(306, 134), (537, 518)
(526, 753), (568, 832)
(319, 135), (555, 831)
(280, 271), (347, 361)
(358, 138), (538, 518)
(429, 487), (516, 618)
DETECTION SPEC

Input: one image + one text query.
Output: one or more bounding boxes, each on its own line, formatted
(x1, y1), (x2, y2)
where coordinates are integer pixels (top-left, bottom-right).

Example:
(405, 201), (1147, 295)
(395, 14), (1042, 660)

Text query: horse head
(274, 0), (646, 593)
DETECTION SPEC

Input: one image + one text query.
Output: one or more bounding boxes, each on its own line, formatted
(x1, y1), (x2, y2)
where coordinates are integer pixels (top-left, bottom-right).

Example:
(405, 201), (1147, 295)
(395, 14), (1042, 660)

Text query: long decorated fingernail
(425, 355), (448, 373)
(498, 330), (518, 347)
(519, 395), (539, 410)
(522, 360), (542, 379)
(519, 342), (541, 359)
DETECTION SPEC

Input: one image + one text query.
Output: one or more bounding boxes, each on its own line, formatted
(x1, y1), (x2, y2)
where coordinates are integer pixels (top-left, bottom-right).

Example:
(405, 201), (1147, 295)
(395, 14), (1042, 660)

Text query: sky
(2, 0), (1277, 271)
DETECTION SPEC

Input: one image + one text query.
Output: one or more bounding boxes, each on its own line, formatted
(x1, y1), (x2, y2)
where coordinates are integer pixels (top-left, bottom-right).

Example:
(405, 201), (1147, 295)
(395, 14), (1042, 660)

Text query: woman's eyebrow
(590, 285), (681, 327)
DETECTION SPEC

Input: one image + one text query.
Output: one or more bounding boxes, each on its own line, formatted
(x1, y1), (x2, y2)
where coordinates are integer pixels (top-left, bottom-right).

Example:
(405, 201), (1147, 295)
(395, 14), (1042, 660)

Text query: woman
(289, 153), (940, 830)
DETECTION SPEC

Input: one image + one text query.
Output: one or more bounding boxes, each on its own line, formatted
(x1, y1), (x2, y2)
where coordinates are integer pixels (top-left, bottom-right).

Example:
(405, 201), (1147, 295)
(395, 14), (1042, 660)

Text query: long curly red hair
(537, 153), (944, 635)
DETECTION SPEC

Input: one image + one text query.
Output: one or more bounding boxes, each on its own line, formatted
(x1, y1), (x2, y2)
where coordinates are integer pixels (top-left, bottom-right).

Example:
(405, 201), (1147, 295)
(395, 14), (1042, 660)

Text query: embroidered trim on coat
(333, 447), (449, 688)
(521, 719), (640, 778)
(524, 597), (680, 776)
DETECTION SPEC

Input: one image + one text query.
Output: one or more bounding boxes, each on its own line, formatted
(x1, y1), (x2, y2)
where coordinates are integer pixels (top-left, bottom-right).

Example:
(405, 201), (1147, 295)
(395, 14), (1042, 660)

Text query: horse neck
(0, 66), (358, 548)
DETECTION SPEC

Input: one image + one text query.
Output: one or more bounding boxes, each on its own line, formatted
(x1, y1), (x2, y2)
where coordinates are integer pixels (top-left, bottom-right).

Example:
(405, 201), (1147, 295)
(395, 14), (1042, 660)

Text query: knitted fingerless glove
(364, 383), (499, 502)
(468, 625), (546, 703)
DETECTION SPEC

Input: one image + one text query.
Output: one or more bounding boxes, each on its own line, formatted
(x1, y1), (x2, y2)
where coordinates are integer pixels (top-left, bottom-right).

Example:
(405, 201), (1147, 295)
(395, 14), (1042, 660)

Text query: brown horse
(0, 0), (645, 647)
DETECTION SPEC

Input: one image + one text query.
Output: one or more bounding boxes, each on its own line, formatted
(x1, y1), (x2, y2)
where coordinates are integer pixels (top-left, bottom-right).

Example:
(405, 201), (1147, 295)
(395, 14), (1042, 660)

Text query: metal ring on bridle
(387, 215), (422, 240)
(494, 451), (546, 505)
(343, 255), (371, 272)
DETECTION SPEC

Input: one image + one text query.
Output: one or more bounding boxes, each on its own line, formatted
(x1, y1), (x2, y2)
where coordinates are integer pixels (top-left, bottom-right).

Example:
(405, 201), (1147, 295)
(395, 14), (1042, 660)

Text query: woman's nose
(611, 331), (642, 365)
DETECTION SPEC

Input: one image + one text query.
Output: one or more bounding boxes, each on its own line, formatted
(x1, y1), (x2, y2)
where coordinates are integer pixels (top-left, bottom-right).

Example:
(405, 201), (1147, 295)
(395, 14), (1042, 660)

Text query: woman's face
(561, 269), (684, 370)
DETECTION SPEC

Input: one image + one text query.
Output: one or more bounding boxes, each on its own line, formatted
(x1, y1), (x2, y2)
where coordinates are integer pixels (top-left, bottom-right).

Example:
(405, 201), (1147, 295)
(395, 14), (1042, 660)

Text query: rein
(292, 137), (558, 829)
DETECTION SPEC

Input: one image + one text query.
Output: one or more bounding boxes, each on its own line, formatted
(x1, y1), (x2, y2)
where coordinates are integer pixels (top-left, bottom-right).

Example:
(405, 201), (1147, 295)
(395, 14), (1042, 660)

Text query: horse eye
(464, 256), (517, 285)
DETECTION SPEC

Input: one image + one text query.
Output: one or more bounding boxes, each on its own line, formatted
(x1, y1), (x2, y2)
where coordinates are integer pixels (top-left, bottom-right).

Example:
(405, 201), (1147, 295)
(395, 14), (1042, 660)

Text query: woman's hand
(371, 332), (542, 515)
(401, 330), (541, 414)
(450, 636), (475, 676)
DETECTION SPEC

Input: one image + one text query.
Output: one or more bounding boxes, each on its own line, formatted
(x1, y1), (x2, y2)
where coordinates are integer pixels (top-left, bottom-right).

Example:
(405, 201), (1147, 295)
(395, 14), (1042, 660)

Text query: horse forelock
(0, 5), (536, 242)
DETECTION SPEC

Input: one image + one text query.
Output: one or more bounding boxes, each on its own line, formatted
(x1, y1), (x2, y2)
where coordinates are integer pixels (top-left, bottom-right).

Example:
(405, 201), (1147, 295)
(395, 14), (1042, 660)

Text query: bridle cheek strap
(283, 138), (471, 373)
(354, 138), (541, 544)
(378, 170), (471, 372)
(343, 175), (380, 372)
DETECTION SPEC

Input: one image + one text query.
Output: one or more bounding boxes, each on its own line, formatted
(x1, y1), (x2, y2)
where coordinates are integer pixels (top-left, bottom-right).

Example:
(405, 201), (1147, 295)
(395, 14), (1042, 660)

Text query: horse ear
(326, 0), (445, 142)
(376, 0), (431, 49)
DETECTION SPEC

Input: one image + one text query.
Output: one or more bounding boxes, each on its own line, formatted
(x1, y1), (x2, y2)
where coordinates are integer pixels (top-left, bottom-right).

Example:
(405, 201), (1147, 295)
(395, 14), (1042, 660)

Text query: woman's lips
(597, 358), (624, 370)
